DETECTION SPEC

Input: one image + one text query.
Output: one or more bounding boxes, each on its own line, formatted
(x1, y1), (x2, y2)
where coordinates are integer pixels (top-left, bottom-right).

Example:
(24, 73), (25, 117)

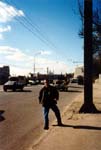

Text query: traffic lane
(0, 85), (43, 150)
(0, 84), (83, 150)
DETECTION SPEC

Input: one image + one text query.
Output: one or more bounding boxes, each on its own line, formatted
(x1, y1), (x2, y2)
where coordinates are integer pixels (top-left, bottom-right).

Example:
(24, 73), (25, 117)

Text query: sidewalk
(31, 82), (101, 150)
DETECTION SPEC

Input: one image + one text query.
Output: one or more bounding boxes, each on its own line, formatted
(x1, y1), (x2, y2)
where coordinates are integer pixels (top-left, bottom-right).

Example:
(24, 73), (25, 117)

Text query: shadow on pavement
(7, 90), (32, 92)
(52, 124), (74, 127)
(0, 110), (5, 122)
(73, 125), (101, 130)
(19, 90), (32, 92)
(52, 124), (101, 130)
(59, 90), (82, 93)
(69, 86), (84, 89)
(67, 90), (82, 93)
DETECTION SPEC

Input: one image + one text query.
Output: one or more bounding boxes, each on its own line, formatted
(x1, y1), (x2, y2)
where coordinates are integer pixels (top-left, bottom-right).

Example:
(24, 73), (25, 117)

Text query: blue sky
(0, 0), (84, 76)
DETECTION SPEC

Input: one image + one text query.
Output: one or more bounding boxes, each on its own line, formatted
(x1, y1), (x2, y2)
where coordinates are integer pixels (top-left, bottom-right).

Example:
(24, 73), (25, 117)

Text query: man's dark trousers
(43, 104), (62, 129)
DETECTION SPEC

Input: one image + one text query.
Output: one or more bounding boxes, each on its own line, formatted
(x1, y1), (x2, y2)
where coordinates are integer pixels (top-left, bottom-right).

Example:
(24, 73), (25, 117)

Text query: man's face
(44, 80), (49, 87)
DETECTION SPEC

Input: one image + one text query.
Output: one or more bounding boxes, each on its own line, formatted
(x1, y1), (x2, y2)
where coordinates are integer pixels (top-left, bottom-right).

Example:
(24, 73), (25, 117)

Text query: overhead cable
(3, 0), (58, 50)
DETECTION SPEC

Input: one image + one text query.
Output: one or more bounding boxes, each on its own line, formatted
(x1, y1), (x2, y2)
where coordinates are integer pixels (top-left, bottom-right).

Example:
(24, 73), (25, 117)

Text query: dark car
(3, 77), (25, 92)
(54, 80), (69, 91)
(70, 78), (78, 83)
(77, 75), (84, 85)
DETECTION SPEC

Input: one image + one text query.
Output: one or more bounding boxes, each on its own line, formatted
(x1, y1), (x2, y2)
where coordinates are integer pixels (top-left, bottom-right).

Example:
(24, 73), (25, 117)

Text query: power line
(3, 0), (58, 50)
(0, 3), (45, 45)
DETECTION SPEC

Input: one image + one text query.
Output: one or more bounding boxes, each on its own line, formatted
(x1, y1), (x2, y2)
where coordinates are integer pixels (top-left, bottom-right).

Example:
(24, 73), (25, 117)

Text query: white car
(3, 77), (25, 92)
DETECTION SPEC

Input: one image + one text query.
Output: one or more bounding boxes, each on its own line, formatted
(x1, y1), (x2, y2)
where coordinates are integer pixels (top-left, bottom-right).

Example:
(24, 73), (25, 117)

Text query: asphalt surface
(0, 83), (83, 150)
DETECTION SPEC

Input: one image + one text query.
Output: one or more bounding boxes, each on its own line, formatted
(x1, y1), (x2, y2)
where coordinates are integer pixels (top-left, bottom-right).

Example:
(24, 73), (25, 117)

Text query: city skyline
(0, 0), (83, 76)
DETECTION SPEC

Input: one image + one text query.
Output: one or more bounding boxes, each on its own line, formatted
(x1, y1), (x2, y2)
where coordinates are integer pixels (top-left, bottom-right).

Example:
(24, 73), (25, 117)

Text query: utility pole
(84, 0), (93, 104)
(79, 0), (97, 113)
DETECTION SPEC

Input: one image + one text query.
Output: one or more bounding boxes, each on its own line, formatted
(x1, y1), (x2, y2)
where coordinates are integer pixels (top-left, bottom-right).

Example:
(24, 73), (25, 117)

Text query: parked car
(28, 80), (39, 85)
(54, 80), (70, 91)
(77, 75), (84, 85)
(70, 78), (78, 83)
(3, 76), (25, 92)
(28, 80), (35, 85)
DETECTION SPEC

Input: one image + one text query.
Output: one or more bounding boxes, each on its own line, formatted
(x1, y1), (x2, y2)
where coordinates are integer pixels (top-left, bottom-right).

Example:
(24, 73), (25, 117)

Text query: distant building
(30, 73), (73, 82)
(0, 66), (10, 84)
(74, 66), (84, 78)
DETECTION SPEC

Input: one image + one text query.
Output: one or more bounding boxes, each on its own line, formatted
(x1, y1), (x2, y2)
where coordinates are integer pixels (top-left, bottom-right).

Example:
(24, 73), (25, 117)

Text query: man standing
(39, 79), (62, 130)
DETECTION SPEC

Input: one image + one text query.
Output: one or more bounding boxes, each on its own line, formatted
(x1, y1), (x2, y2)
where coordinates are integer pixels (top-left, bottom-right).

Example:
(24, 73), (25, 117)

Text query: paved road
(0, 84), (83, 150)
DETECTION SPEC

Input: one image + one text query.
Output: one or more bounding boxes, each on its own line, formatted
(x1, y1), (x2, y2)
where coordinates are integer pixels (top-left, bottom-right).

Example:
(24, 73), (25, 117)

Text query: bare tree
(78, 0), (101, 54)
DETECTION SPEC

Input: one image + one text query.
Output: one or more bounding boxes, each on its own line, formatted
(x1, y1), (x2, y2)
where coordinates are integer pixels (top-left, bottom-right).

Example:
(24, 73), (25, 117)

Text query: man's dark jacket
(39, 85), (59, 107)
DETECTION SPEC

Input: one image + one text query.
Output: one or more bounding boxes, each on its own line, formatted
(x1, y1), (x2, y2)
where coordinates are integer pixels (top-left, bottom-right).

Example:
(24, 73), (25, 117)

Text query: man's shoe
(44, 126), (49, 130)
(57, 123), (63, 126)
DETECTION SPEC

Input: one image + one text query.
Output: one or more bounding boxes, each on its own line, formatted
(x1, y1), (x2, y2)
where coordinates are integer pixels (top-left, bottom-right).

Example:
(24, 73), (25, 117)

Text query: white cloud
(10, 66), (32, 76)
(0, 46), (73, 75)
(0, 46), (33, 75)
(0, 25), (11, 40)
(0, 25), (11, 32)
(36, 58), (69, 74)
(0, 1), (24, 23)
(0, 1), (24, 40)
(0, 46), (33, 62)
(0, 46), (18, 54)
